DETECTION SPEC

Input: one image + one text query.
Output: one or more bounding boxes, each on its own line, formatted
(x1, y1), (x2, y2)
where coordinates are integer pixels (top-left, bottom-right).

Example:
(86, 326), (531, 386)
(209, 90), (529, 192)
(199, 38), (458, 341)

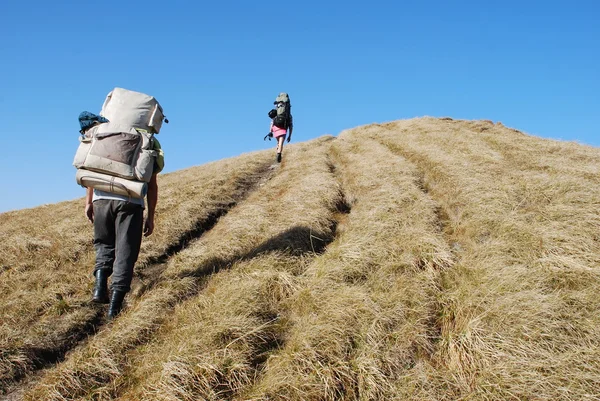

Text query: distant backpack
(270, 92), (291, 129)
(73, 88), (166, 198)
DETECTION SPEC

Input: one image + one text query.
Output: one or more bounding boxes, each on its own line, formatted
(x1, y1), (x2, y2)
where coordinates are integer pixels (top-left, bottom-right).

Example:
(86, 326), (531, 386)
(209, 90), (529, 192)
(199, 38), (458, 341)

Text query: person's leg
(276, 135), (285, 162)
(92, 200), (116, 303)
(108, 201), (143, 318)
(276, 135), (285, 153)
(111, 202), (144, 294)
(93, 200), (116, 273)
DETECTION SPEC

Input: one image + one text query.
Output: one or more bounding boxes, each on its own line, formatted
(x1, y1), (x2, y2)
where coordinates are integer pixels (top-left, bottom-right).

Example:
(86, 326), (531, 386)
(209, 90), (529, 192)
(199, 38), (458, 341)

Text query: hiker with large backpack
(73, 88), (167, 319)
(267, 92), (293, 163)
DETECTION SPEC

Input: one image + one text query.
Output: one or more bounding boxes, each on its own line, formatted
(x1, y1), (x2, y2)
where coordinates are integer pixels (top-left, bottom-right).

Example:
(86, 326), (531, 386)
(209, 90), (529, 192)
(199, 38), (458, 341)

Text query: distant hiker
(267, 92), (293, 163)
(74, 88), (167, 320)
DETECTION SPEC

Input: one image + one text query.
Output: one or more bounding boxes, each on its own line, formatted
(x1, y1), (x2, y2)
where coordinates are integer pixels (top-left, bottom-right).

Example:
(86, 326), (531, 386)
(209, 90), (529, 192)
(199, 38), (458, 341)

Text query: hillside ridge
(1, 117), (599, 401)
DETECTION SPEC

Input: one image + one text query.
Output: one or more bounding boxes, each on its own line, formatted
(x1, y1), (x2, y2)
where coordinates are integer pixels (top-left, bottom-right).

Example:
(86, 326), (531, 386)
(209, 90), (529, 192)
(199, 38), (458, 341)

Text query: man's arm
(85, 187), (94, 223)
(144, 173), (158, 237)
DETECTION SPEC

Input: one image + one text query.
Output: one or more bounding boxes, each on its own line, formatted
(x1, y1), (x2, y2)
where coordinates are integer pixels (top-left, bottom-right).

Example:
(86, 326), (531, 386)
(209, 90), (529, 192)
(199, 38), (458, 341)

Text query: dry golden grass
(0, 149), (273, 392)
(242, 134), (453, 400)
(118, 137), (341, 400)
(2, 117), (599, 400)
(22, 137), (340, 400)
(372, 118), (600, 400)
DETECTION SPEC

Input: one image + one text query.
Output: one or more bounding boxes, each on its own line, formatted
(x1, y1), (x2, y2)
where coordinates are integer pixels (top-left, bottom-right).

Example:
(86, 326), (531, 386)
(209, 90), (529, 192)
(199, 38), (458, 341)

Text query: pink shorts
(272, 125), (287, 138)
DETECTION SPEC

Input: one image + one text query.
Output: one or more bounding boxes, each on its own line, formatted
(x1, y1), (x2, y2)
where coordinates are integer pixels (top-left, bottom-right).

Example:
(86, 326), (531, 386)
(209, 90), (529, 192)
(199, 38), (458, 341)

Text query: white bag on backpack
(76, 169), (148, 199)
(100, 87), (166, 134)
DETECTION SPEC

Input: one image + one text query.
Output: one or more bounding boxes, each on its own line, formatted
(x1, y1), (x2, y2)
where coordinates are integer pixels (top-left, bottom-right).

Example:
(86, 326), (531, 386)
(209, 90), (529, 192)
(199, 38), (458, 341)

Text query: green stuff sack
(272, 92), (291, 129)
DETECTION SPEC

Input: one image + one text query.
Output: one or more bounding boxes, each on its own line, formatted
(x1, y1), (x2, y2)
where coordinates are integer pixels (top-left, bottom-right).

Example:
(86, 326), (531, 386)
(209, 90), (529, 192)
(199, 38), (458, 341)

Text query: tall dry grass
(0, 198), (96, 393)
(373, 117), (600, 400)
(2, 117), (599, 400)
(114, 137), (341, 400)
(23, 137), (340, 400)
(0, 149), (273, 392)
(242, 133), (453, 400)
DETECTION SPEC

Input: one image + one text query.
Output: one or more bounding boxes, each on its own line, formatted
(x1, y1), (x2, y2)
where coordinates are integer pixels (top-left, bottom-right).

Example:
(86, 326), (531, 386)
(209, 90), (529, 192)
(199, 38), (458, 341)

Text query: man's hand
(144, 217), (155, 237)
(85, 203), (94, 223)
(287, 135), (291, 143)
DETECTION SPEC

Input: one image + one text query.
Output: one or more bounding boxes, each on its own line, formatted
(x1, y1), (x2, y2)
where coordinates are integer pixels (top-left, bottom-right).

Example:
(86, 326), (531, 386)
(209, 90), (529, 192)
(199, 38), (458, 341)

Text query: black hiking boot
(107, 290), (127, 320)
(91, 270), (109, 304)
(277, 153), (282, 163)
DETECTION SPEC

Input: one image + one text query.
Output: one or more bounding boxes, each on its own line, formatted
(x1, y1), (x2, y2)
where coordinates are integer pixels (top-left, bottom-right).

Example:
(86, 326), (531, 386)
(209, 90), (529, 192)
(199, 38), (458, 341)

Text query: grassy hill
(1, 117), (599, 400)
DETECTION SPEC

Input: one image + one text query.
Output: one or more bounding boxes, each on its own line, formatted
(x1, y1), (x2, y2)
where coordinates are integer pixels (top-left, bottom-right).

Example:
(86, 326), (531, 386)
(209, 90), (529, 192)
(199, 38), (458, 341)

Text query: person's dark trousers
(93, 199), (144, 294)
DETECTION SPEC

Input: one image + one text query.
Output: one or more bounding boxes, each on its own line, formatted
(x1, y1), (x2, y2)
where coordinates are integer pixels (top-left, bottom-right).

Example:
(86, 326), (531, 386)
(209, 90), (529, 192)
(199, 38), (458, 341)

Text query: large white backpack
(73, 88), (166, 198)
(101, 87), (166, 134)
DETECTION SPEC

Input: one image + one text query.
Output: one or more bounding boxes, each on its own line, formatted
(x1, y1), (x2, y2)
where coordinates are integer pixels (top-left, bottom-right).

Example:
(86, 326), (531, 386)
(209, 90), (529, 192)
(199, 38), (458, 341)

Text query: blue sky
(0, 0), (598, 213)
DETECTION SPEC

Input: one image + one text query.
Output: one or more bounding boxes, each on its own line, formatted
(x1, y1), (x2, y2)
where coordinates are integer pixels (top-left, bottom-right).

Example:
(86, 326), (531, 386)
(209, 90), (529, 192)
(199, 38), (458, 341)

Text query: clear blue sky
(0, 0), (598, 213)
